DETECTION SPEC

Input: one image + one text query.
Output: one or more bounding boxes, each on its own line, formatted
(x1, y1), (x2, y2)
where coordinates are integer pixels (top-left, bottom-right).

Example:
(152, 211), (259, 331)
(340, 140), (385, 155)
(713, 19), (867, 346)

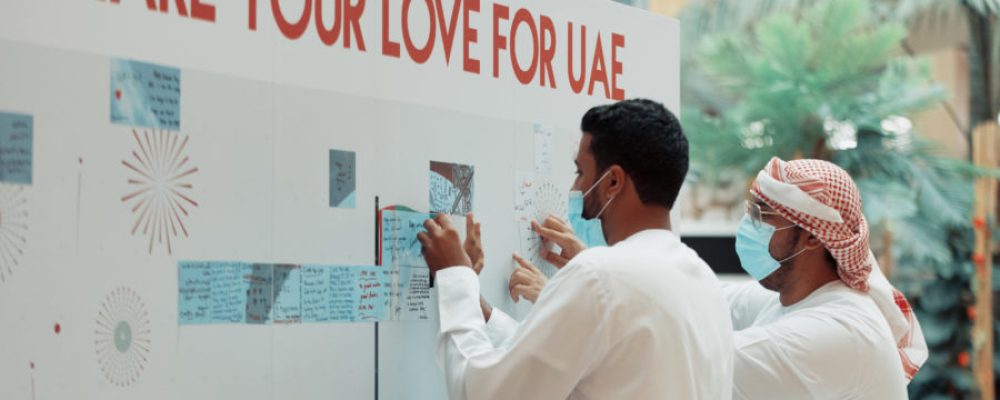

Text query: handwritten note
(357, 267), (389, 321)
(429, 161), (474, 215)
(178, 261), (213, 324)
(110, 58), (181, 130)
(380, 208), (428, 269)
(533, 123), (554, 175)
(178, 261), (421, 325)
(396, 267), (432, 321)
(329, 149), (356, 208)
(210, 262), (252, 324)
(0, 112), (32, 185)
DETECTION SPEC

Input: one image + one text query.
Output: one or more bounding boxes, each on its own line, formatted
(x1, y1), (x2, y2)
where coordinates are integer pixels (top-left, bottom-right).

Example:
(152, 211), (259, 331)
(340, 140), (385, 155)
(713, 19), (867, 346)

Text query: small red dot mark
(54, 323), (61, 334)
(115, 89), (122, 100)
(29, 362), (34, 369)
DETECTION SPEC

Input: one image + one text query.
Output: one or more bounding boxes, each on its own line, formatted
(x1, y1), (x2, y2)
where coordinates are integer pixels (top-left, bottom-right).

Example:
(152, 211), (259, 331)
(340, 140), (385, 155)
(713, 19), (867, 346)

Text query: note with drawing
(429, 161), (474, 215)
(513, 174), (567, 277)
(110, 58), (181, 130)
(329, 149), (356, 208)
(272, 264), (302, 324)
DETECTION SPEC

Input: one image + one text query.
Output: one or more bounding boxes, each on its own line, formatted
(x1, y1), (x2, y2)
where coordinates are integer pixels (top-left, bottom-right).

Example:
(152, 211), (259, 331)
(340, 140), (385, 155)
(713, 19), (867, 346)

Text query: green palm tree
(678, 0), (1000, 397)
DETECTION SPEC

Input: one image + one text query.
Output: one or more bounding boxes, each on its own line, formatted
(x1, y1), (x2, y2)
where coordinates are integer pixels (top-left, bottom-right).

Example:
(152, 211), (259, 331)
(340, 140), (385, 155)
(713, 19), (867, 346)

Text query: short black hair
(581, 98), (688, 209)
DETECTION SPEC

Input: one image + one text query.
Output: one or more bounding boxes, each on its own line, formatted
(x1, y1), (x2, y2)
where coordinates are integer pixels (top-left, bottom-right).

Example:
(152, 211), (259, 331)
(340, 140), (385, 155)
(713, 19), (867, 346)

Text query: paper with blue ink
(329, 149), (356, 208)
(179, 261), (431, 324)
(380, 207), (429, 269)
(209, 262), (252, 324)
(178, 261), (213, 324)
(0, 112), (32, 185)
(110, 59), (181, 130)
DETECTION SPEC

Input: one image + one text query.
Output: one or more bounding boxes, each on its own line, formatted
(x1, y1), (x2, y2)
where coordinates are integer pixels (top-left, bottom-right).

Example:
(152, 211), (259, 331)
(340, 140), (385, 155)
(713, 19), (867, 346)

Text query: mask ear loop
(777, 247), (808, 264)
(585, 169), (617, 220)
(775, 225), (808, 263)
(594, 195), (615, 219)
(583, 169), (614, 198)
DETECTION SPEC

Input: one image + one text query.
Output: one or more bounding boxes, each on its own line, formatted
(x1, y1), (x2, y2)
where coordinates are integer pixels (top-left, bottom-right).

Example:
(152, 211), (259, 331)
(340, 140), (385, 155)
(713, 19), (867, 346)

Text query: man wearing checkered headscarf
(724, 157), (927, 399)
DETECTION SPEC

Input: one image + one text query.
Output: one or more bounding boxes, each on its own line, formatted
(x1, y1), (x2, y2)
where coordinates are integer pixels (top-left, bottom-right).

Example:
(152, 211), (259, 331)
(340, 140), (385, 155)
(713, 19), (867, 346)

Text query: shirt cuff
(436, 266), (484, 333)
(484, 307), (519, 347)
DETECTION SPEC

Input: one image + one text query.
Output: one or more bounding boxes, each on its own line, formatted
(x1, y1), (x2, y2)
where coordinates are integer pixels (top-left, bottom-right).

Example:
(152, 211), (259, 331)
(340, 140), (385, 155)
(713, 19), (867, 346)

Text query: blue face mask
(734, 215), (805, 280)
(567, 170), (613, 247)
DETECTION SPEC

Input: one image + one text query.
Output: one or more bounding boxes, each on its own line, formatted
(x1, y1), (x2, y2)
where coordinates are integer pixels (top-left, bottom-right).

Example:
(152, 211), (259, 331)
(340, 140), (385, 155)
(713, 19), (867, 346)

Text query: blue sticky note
(356, 266), (387, 322)
(0, 112), (32, 185)
(381, 209), (429, 269)
(330, 265), (361, 322)
(301, 265), (332, 322)
(395, 266), (432, 321)
(329, 149), (356, 209)
(210, 262), (251, 324)
(110, 59), (181, 130)
(178, 261), (213, 324)
(272, 264), (302, 323)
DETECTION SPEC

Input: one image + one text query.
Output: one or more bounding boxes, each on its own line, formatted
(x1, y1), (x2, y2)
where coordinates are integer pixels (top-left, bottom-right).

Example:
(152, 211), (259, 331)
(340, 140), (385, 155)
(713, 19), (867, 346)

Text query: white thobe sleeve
(435, 262), (609, 400)
(482, 307), (519, 348)
(721, 281), (776, 330)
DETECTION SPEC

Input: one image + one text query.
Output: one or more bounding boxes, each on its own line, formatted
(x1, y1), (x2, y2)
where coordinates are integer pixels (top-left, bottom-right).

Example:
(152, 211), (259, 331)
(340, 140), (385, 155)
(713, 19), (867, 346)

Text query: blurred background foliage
(654, 0), (1000, 397)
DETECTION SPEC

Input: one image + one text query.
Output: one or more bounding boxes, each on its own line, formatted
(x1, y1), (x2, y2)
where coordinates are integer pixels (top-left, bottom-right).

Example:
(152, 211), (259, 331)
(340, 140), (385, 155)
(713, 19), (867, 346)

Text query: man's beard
(759, 263), (791, 292)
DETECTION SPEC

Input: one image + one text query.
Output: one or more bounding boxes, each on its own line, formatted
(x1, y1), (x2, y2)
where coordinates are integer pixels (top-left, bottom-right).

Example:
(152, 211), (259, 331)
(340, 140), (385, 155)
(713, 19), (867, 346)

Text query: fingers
(531, 220), (573, 246)
(435, 212), (455, 231)
(417, 231), (431, 253)
(512, 252), (541, 273)
(542, 249), (570, 267)
(465, 213), (475, 236)
(423, 217), (442, 237)
(509, 284), (531, 303)
(543, 215), (573, 233)
(508, 262), (532, 291)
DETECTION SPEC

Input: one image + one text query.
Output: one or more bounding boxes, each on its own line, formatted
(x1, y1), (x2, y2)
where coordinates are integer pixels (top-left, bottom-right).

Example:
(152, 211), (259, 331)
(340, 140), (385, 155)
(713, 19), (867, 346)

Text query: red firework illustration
(121, 129), (198, 254)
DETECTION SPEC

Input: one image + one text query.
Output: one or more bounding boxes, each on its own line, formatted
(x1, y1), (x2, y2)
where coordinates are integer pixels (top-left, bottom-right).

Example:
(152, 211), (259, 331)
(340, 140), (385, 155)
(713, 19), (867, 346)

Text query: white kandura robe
(435, 229), (735, 400)
(724, 280), (909, 400)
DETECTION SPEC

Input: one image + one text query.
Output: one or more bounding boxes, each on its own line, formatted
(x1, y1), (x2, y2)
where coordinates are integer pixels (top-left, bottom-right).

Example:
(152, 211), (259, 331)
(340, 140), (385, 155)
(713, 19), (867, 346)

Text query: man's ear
(804, 232), (824, 250)
(606, 165), (626, 198)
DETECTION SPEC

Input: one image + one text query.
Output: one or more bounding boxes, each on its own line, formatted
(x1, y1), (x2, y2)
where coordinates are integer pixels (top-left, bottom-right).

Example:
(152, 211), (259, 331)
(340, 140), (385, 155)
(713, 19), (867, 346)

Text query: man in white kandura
(511, 157), (929, 399)
(417, 99), (734, 400)
(723, 157), (926, 399)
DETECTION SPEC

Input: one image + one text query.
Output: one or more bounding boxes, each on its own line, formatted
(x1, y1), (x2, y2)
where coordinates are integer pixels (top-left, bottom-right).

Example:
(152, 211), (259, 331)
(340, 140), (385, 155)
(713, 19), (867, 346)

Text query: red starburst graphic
(121, 129), (198, 254)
